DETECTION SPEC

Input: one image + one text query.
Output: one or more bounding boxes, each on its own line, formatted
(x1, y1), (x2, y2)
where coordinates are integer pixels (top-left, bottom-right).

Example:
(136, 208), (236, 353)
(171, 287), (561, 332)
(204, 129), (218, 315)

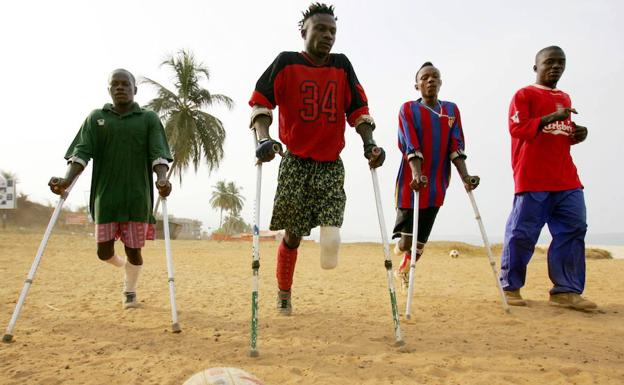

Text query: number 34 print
(299, 80), (338, 122)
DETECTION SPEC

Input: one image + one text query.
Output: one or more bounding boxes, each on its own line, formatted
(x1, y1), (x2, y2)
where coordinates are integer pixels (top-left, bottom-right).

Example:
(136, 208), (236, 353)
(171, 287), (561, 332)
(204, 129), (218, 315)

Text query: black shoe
(277, 290), (292, 315)
(123, 292), (138, 309)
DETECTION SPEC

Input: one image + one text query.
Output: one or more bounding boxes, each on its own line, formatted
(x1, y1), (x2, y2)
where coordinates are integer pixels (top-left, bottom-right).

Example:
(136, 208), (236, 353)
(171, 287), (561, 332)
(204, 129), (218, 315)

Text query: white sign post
(0, 175), (16, 229)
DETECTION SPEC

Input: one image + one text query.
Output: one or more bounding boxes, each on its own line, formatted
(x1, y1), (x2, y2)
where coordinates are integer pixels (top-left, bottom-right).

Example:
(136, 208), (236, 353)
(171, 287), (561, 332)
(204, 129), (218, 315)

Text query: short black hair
(415, 61), (435, 80)
(110, 68), (136, 85)
(535, 46), (565, 63)
(299, 3), (337, 30)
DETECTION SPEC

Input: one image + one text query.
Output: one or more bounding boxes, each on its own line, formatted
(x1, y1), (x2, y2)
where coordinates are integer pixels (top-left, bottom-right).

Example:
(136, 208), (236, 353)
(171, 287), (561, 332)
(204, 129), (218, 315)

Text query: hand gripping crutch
(158, 189), (182, 333)
(466, 187), (510, 313)
(3, 177), (78, 343)
(405, 191), (420, 320)
(370, 166), (404, 346)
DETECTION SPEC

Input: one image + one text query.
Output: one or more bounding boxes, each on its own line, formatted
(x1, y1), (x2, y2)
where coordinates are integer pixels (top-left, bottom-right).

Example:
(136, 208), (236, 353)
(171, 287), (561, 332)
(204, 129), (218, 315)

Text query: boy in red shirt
(500, 46), (595, 310)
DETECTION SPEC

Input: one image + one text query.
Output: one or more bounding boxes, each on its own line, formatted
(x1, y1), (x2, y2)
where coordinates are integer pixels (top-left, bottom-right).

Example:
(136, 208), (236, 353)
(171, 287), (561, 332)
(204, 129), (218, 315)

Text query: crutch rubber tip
(504, 308), (511, 314)
(171, 323), (182, 333)
(394, 340), (405, 347)
(405, 314), (412, 320)
(249, 350), (259, 358)
(2, 334), (13, 343)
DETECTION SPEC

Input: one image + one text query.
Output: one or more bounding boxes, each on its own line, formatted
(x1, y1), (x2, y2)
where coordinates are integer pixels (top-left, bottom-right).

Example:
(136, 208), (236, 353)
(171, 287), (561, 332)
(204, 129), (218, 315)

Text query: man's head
(299, 3), (337, 60)
(534, 46), (566, 88)
(108, 69), (137, 107)
(415, 62), (442, 99)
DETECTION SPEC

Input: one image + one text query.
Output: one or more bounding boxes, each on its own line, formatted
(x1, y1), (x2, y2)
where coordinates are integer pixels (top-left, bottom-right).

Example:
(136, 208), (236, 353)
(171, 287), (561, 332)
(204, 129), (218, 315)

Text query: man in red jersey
(500, 46), (596, 310)
(249, 3), (385, 315)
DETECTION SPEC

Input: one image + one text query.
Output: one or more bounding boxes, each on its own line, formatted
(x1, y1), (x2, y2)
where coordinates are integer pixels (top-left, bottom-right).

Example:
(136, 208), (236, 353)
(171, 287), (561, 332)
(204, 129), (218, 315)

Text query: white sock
(124, 263), (142, 293)
(105, 254), (125, 268)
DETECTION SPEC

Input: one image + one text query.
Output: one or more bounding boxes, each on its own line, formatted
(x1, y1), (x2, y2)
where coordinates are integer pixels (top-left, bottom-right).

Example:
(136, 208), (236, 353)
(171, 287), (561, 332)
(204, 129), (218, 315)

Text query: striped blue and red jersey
(395, 99), (466, 209)
(249, 51), (370, 161)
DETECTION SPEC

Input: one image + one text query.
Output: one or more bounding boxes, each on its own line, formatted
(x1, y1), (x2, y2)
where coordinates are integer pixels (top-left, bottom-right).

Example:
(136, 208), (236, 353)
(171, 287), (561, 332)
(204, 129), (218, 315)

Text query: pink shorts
(95, 222), (155, 249)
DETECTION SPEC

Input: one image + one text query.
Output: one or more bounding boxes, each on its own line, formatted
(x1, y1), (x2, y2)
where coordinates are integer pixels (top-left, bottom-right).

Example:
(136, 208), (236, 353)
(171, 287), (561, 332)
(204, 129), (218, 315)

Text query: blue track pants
(499, 189), (587, 294)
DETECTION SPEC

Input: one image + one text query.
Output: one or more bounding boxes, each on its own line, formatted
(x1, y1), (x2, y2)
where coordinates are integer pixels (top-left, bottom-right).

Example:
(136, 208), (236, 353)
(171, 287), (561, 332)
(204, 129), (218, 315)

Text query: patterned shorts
(270, 152), (346, 237)
(95, 222), (155, 249)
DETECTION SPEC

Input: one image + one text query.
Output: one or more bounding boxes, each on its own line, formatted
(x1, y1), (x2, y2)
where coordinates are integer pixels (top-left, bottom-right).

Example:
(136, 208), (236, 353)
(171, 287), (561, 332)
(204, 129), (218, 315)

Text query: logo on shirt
(510, 111), (520, 124)
(542, 121), (574, 136)
(97, 119), (105, 126)
(447, 116), (455, 127)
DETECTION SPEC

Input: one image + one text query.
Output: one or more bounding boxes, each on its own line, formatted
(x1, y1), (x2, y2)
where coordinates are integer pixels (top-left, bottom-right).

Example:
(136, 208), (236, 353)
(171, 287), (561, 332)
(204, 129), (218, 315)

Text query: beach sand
(1, 231), (623, 385)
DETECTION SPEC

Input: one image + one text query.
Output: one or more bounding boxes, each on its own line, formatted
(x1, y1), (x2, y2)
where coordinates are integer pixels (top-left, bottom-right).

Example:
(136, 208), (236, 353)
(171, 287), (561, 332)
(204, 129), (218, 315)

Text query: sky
(1, 0), (623, 244)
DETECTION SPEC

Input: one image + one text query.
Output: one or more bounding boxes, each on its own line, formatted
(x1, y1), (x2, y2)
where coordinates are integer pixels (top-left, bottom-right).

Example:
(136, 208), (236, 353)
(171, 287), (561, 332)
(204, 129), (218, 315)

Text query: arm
(48, 161), (84, 196)
(449, 105), (478, 191)
(356, 121), (385, 168)
(452, 157), (479, 191)
(250, 106), (283, 162)
(154, 164), (171, 197)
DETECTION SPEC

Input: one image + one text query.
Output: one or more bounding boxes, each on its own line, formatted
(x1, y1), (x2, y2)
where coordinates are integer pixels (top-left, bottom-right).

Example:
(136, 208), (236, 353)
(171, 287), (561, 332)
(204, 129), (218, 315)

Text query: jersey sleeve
(342, 55), (371, 127)
(248, 53), (286, 109)
(146, 111), (173, 167)
(64, 112), (97, 164)
(398, 103), (423, 159)
(509, 89), (540, 140)
(449, 104), (466, 160)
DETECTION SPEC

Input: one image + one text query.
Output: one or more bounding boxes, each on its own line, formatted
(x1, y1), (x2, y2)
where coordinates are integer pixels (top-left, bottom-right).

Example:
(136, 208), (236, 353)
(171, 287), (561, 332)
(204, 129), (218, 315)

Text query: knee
(320, 226), (340, 269)
(96, 242), (114, 261)
(124, 246), (143, 265)
(398, 235), (412, 252)
(284, 232), (301, 249)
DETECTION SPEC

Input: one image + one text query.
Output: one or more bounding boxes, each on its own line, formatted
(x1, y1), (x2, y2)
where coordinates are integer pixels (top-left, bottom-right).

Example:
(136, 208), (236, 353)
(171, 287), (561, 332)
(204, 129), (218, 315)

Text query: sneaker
(549, 293), (597, 310)
(277, 290), (292, 315)
(394, 269), (410, 291)
(123, 292), (139, 309)
(504, 290), (527, 306)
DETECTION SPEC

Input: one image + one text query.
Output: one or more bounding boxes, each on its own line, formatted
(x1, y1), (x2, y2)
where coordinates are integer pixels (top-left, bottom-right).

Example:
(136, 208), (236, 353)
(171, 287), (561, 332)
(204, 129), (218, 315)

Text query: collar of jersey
(532, 83), (559, 91)
(300, 51), (330, 67)
(102, 102), (143, 116)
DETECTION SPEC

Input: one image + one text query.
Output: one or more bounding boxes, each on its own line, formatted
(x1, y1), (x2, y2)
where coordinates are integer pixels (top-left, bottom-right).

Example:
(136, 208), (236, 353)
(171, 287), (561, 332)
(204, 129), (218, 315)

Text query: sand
(1, 230), (623, 385)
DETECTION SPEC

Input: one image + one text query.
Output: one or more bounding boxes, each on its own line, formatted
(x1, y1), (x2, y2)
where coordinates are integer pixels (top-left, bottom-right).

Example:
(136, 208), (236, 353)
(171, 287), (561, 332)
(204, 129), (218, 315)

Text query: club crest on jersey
(447, 116), (455, 127)
(511, 111), (520, 124)
(97, 119), (105, 126)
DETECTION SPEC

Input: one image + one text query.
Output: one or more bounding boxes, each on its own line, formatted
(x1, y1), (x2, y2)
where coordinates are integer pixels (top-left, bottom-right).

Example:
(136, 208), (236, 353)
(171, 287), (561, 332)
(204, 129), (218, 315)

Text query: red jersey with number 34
(249, 51), (370, 161)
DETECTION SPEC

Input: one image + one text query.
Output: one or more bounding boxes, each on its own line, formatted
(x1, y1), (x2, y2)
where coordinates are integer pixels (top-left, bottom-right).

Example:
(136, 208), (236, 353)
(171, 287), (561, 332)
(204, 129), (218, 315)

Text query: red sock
(276, 240), (298, 291)
(399, 252), (411, 271)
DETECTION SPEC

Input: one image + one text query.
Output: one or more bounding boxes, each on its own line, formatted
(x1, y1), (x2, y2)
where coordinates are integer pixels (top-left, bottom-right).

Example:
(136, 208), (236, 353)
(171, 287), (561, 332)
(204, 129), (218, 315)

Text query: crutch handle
(49, 177), (61, 186)
(156, 180), (167, 188)
(372, 147), (382, 156)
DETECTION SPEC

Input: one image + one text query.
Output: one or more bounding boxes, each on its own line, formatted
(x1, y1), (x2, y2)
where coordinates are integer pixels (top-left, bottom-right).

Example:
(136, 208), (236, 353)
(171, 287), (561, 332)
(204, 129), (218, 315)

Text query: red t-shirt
(508, 84), (582, 193)
(249, 51), (370, 161)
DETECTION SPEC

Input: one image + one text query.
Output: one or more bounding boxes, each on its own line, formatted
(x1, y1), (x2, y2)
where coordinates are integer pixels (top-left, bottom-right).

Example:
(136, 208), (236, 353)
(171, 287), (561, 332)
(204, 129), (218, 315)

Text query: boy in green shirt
(49, 69), (172, 309)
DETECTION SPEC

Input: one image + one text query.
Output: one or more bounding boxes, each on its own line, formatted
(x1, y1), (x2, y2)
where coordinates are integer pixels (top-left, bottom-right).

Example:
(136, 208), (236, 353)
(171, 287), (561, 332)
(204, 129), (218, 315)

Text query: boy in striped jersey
(392, 62), (479, 288)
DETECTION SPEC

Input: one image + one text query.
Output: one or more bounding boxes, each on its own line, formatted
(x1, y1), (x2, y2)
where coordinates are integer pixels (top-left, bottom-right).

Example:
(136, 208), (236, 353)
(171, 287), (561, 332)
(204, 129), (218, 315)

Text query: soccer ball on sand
(183, 367), (264, 385)
(449, 249), (460, 258)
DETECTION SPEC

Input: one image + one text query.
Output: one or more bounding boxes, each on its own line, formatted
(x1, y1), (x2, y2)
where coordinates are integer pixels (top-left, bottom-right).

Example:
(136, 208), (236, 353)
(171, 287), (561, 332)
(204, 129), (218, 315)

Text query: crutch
(249, 133), (281, 358)
(465, 185), (510, 313)
(370, 165), (404, 346)
(158, 187), (182, 333)
(249, 130), (262, 357)
(405, 191), (420, 319)
(3, 177), (78, 343)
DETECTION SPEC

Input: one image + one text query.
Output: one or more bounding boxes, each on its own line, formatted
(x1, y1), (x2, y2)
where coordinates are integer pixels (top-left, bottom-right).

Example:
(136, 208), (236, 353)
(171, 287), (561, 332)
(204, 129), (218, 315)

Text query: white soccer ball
(183, 367), (264, 385)
(449, 249), (460, 258)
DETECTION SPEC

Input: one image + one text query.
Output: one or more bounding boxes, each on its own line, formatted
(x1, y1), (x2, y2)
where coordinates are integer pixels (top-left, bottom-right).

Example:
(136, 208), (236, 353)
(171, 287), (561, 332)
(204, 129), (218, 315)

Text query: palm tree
(222, 213), (251, 235)
(209, 180), (245, 228)
(142, 50), (234, 212)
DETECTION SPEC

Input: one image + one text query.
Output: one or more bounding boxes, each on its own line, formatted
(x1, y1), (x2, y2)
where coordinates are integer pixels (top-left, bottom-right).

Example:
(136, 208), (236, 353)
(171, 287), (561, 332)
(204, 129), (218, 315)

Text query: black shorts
(392, 207), (440, 243)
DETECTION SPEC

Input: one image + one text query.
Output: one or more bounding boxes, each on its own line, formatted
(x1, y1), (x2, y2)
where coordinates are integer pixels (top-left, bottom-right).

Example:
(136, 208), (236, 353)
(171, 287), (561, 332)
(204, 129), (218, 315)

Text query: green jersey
(65, 103), (172, 224)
